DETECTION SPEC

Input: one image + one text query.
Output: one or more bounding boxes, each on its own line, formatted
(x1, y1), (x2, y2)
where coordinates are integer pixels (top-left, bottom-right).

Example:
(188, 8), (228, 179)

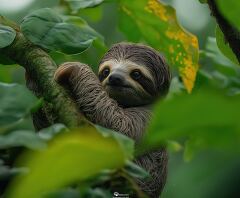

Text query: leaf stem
(207, 0), (240, 63)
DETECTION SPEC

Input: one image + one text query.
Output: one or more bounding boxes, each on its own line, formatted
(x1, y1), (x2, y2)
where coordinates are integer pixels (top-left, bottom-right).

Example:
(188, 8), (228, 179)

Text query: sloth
(54, 43), (171, 198)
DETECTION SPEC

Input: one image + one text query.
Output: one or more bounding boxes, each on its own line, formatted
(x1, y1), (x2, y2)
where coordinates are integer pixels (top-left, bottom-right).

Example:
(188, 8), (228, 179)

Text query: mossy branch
(0, 17), (86, 128)
(207, 0), (240, 63)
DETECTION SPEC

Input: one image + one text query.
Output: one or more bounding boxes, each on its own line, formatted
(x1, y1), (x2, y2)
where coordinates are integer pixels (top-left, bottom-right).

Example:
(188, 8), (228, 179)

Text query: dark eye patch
(98, 67), (110, 82)
(131, 71), (156, 96)
(130, 70), (142, 80)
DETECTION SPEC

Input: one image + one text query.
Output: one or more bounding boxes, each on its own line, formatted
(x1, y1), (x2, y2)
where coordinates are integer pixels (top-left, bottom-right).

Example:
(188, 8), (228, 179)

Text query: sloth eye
(102, 68), (110, 78)
(131, 70), (142, 80)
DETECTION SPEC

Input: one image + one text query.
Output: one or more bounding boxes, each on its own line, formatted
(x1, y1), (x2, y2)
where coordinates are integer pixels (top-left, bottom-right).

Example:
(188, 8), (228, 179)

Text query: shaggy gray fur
(55, 42), (170, 198)
(71, 63), (151, 140)
(60, 62), (167, 198)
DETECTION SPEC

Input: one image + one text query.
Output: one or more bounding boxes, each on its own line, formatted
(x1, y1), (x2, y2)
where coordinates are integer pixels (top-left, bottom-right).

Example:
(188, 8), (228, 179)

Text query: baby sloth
(55, 43), (171, 198)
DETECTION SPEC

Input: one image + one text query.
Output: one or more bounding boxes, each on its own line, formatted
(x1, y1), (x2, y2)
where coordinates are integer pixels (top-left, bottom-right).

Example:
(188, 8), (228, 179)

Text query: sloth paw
(54, 62), (78, 85)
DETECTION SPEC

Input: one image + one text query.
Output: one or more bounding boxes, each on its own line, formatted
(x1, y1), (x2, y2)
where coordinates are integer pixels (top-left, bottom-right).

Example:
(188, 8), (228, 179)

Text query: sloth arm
(55, 62), (151, 140)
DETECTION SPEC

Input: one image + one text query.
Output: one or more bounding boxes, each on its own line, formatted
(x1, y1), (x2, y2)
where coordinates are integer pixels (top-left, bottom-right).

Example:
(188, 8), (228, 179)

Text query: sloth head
(98, 43), (171, 107)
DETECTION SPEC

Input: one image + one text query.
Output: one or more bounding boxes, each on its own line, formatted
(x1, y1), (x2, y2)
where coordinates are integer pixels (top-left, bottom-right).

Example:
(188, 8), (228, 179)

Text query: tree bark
(0, 18), (86, 128)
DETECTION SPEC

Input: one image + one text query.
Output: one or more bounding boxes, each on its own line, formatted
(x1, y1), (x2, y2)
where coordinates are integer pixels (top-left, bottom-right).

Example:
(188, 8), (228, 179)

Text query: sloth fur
(55, 43), (171, 198)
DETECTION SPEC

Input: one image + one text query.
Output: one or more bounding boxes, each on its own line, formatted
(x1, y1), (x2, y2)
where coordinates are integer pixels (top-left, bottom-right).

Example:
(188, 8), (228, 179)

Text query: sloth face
(98, 43), (171, 107)
(98, 59), (155, 107)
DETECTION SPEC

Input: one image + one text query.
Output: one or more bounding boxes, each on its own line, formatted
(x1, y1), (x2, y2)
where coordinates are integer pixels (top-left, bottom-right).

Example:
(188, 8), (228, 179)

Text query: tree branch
(207, 0), (240, 63)
(0, 18), (86, 128)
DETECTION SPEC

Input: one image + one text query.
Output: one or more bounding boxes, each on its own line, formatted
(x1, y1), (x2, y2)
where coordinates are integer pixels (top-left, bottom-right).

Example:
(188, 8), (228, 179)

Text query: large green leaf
(0, 83), (38, 132)
(65, 0), (104, 12)
(6, 126), (132, 198)
(0, 25), (16, 48)
(119, 0), (199, 93)
(217, 0), (240, 31)
(21, 8), (99, 54)
(140, 88), (240, 160)
(216, 26), (239, 65)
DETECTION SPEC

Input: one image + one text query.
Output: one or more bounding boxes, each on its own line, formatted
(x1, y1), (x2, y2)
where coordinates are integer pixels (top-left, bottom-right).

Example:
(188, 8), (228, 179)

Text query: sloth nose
(109, 74), (124, 86)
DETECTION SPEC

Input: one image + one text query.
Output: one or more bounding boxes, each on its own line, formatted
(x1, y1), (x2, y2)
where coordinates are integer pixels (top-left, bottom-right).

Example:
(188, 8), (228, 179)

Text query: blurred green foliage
(215, 25), (239, 65)
(0, 82), (39, 133)
(142, 88), (240, 161)
(6, 126), (133, 198)
(0, 25), (16, 48)
(65, 0), (104, 13)
(217, 0), (240, 31)
(0, 0), (240, 198)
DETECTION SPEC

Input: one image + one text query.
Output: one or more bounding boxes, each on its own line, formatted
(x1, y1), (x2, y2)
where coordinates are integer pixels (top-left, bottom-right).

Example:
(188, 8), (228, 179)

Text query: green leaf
(21, 8), (98, 54)
(204, 37), (237, 68)
(43, 188), (81, 198)
(0, 130), (46, 150)
(124, 161), (149, 180)
(38, 124), (68, 141)
(63, 15), (104, 42)
(140, 88), (240, 158)
(199, 37), (240, 94)
(0, 66), (14, 82)
(0, 25), (16, 48)
(216, 26), (239, 65)
(81, 188), (112, 198)
(167, 140), (182, 152)
(217, 0), (240, 31)
(0, 160), (28, 180)
(0, 124), (68, 150)
(65, 0), (104, 12)
(95, 125), (134, 160)
(119, 0), (199, 93)
(6, 126), (131, 198)
(199, 0), (207, 3)
(0, 83), (38, 131)
(47, 187), (112, 198)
